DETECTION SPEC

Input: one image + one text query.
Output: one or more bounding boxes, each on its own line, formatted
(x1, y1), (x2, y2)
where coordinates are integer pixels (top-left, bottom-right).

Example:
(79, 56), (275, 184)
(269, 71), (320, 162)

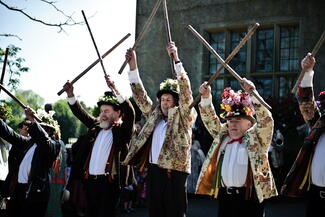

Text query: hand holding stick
(291, 30), (325, 93)
(187, 25), (271, 110)
(189, 23), (260, 108)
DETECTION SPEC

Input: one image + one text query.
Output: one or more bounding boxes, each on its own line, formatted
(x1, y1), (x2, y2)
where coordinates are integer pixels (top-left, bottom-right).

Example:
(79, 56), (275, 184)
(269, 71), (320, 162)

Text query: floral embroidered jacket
(196, 99), (278, 203)
(123, 69), (197, 174)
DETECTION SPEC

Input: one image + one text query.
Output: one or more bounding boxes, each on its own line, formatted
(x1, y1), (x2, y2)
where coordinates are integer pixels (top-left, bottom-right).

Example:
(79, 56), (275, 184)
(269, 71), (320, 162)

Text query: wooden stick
(57, 33), (131, 96)
(162, 0), (176, 76)
(291, 30), (325, 94)
(0, 83), (42, 122)
(187, 25), (272, 110)
(81, 10), (118, 95)
(189, 23), (260, 108)
(118, 0), (162, 74)
(0, 48), (9, 94)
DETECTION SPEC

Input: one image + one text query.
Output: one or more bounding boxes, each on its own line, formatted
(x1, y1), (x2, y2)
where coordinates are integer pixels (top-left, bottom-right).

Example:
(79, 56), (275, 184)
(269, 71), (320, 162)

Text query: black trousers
(86, 176), (119, 217)
(217, 187), (264, 217)
(147, 164), (188, 217)
(8, 183), (49, 217)
(306, 184), (325, 217)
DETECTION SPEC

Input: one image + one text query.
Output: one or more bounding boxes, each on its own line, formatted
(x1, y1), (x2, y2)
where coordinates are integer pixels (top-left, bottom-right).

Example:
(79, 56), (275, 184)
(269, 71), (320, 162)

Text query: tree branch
(0, 34), (22, 41)
(0, 0), (83, 33)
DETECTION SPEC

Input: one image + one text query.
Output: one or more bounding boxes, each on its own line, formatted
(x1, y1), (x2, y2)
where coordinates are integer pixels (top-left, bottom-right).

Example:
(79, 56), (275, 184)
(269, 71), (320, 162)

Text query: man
(122, 42), (197, 217)
(196, 79), (277, 217)
(63, 75), (135, 217)
(0, 107), (61, 217)
(281, 53), (325, 217)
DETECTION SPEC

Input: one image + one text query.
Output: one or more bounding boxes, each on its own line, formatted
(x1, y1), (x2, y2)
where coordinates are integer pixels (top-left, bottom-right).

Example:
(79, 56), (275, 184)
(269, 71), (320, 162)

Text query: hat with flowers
(156, 78), (180, 101)
(97, 91), (121, 110)
(35, 109), (60, 135)
(220, 87), (255, 123)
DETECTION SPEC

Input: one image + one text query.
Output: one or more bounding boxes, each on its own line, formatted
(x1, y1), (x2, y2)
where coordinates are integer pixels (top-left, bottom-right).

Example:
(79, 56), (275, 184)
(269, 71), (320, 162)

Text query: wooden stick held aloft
(291, 30), (325, 94)
(187, 25), (271, 110)
(0, 48), (9, 94)
(189, 23), (260, 108)
(118, 0), (162, 74)
(162, 0), (176, 77)
(57, 33), (131, 96)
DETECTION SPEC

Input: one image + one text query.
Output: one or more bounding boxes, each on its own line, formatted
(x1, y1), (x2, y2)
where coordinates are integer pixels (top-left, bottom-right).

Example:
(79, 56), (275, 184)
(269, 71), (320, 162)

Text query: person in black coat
(63, 75), (135, 217)
(0, 107), (61, 217)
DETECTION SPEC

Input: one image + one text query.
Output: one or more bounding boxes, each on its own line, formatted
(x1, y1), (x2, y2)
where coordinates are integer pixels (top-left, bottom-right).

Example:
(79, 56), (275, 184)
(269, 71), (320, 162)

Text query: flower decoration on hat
(36, 109), (60, 134)
(156, 78), (180, 100)
(0, 101), (13, 120)
(220, 87), (255, 119)
(97, 91), (121, 110)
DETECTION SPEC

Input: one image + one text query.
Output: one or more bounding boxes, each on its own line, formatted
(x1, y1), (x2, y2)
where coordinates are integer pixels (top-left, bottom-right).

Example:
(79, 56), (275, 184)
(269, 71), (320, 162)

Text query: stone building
(134, 0), (325, 172)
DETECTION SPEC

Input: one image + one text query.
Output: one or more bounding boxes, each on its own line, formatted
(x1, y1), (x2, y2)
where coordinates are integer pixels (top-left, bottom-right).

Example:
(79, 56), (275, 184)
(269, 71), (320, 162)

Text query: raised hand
(125, 48), (137, 71)
(166, 41), (180, 62)
(240, 78), (256, 94)
(63, 81), (74, 98)
(199, 82), (211, 98)
(301, 53), (316, 72)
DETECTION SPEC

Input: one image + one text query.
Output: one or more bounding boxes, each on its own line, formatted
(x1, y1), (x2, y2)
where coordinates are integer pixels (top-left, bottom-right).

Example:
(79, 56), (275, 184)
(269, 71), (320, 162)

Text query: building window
(207, 24), (299, 100)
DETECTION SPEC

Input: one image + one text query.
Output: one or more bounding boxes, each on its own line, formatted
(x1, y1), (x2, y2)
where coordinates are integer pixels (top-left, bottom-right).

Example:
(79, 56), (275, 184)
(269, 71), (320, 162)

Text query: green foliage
(5, 90), (44, 130)
(0, 45), (29, 90)
(53, 99), (90, 143)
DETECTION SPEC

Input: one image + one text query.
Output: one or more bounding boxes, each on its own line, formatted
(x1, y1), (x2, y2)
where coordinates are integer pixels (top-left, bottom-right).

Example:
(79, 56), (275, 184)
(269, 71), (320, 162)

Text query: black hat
(156, 78), (180, 101)
(97, 91), (121, 110)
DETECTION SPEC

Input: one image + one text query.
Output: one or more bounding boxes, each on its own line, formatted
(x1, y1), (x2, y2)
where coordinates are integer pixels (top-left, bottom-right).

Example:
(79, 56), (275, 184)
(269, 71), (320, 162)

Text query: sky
(0, 0), (136, 107)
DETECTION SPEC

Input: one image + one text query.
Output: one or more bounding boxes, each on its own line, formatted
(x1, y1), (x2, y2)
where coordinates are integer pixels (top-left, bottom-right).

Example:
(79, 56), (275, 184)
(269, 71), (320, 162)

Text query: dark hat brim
(97, 101), (121, 110)
(223, 114), (256, 124)
(156, 89), (179, 100)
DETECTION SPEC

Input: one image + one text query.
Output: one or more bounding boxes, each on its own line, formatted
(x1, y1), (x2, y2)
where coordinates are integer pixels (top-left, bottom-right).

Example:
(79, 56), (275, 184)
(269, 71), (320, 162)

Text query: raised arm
(241, 78), (274, 148)
(296, 53), (319, 128)
(198, 82), (223, 138)
(63, 81), (97, 128)
(0, 119), (30, 147)
(126, 48), (153, 118)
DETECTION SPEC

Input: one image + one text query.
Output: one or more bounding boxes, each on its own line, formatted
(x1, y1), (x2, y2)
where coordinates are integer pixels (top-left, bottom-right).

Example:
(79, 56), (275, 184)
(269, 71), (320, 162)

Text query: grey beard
(99, 121), (112, 129)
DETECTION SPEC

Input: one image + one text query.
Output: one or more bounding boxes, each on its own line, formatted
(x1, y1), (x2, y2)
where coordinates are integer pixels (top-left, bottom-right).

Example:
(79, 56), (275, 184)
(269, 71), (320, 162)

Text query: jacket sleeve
(120, 98), (136, 147)
(252, 99), (274, 148)
(177, 65), (197, 127)
(0, 119), (30, 147)
(296, 86), (320, 128)
(28, 122), (61, 162)
(198, 100), (223, 138)
(130, 82), (153, 119)
(69, 101), (97, 128)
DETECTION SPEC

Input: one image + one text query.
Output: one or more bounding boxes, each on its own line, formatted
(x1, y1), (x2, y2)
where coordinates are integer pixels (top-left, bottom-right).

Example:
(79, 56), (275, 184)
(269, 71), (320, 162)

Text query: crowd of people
(0, 41), (324, 217)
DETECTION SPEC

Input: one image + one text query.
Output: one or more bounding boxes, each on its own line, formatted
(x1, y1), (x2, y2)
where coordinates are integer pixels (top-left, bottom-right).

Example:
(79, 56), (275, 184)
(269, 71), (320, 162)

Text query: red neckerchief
(226, 137), (243, 145)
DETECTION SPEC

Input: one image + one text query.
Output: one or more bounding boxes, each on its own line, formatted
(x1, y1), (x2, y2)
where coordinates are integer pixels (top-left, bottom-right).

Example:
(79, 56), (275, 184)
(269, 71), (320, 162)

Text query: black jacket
(68, 99), (135, 187)
(0, 120), (60, 199)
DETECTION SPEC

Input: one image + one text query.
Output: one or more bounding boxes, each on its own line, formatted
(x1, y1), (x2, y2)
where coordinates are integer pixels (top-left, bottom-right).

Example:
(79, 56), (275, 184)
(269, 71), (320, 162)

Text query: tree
(0, 0), (82, 33)
(5, 89), (44, 130)
(0, 45), (29, 90)
(53, 99), (89, 143)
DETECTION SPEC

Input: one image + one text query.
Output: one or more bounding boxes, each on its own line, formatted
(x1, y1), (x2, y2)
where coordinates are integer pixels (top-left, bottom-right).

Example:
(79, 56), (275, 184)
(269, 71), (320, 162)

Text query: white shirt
(221, 136), (249, 187)
(18, 144), (37, 184)
(150, 120), (168, 164)
(311, 133), (325, 187)
(89, 129), (113, 175)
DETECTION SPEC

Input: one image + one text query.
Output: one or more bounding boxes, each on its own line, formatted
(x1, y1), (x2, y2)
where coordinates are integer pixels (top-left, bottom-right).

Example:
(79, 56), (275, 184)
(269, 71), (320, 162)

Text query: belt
(88, 174), (108, 180)
(310, 184), (325, 199)
(222, 186), (246, 195)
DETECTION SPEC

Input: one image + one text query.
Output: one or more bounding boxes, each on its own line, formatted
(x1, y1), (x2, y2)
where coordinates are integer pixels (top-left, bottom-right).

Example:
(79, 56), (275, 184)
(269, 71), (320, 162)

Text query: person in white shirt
(122, 42), (197, 217)
(281, 53), (325, 217)
(63, 75), (135, 217)
(196, 79), (277, 217)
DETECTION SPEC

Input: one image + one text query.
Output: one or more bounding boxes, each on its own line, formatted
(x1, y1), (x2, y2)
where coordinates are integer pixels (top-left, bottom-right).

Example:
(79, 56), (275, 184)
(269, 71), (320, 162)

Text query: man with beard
(63, 75), (135, 217)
